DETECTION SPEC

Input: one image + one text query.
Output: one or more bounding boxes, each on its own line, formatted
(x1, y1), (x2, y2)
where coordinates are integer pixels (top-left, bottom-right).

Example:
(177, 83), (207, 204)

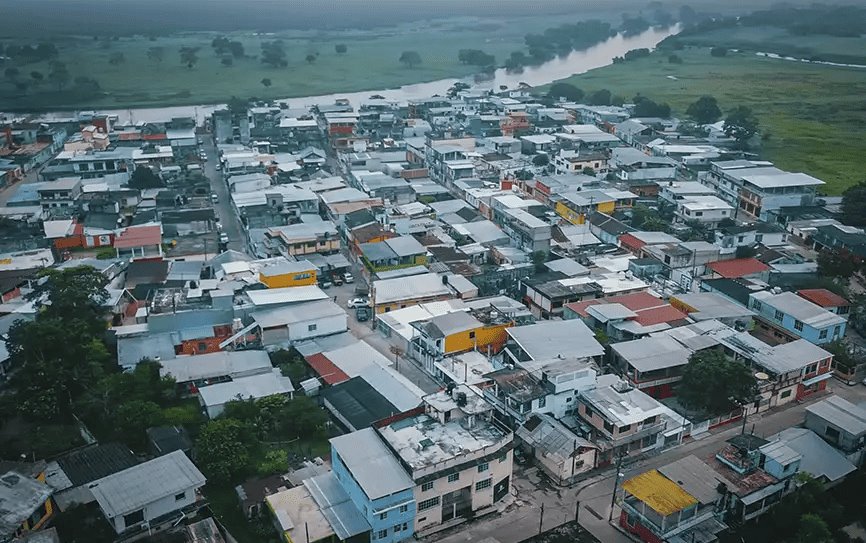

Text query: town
(1, 13), (866, 543)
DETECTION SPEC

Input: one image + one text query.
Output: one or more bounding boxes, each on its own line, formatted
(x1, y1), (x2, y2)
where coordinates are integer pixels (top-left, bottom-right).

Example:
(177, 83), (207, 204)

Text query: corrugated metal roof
(622, 469), (698, 516)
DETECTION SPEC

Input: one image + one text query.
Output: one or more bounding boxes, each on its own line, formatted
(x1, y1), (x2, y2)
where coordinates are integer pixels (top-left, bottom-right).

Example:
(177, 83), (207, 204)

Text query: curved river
(17, 25), (678, 125)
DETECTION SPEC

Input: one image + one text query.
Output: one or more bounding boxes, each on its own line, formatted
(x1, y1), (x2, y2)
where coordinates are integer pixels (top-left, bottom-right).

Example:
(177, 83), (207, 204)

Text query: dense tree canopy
(817, 248), (863, 279)
(196, 419), (254, 482)
(678, 350), (758, 415)
(724, 106), (759, 149)
(841, 181), (866, 227)
(632, 95), (671, 118)
(686, 95), (722, 124)
(547, 82), (584, 102)
(399, 50), (422, 68)
(129, 165), (165, 189)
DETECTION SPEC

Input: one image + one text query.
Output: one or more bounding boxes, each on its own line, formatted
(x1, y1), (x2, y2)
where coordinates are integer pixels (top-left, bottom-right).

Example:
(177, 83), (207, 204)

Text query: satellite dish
(755, 372), (769, 381)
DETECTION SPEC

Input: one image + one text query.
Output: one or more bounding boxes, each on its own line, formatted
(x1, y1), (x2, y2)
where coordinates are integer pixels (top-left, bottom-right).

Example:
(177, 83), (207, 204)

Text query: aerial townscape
(1, 1), (866, 543)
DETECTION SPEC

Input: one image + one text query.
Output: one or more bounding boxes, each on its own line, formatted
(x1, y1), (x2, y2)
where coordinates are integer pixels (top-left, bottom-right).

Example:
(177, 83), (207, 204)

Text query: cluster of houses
(0, 86), (863, 543)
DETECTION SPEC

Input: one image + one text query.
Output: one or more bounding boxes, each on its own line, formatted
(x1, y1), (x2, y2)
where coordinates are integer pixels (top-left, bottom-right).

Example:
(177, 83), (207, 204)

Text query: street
(436, 380), (866, 543)
(201, 138), (245, 253)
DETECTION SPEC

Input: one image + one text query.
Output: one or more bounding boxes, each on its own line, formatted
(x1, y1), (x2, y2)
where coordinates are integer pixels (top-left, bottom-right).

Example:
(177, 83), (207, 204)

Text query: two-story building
(37, 178), (82, 212)
(0, 469), (55, 543)
(674, 195), (734, 228)
(749, 290), (847, 345)
(371, 273), (454, 315)
(264, 221), (341, 258)
(410, 308), (513, 373)
(805, 395), (866, 466)
(377, 385), (514, 535)
(330, 429), (416, 543)
(553, 150), (609, 175)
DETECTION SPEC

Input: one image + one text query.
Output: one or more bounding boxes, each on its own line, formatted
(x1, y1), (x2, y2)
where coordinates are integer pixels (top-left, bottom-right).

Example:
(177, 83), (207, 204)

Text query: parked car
(332, 275), (344, 286)
(219, 233), (229, 244)
(347, 297), (369, 308)
(319, 280), (333, 289)
(343, 272), (354, 284)
(355, 306), (371, 322)
(211, 193), (219, 203)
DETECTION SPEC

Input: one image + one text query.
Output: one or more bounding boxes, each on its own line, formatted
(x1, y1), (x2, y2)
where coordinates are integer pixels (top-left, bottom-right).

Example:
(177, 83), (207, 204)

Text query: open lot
(0, 15), (571, 111)
(548, 47), (866, 194)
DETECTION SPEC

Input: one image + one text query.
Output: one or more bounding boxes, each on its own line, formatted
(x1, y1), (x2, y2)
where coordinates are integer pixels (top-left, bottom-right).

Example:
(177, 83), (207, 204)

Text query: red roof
(707, 258), (770, 279)
(566, 291), (688, 327)
(305, 353), (349, 385)
(619, 233), (646, 252)
(797, 289), (850, 308)
(113, 225), (162, 249)
(634, 305), (689, 326)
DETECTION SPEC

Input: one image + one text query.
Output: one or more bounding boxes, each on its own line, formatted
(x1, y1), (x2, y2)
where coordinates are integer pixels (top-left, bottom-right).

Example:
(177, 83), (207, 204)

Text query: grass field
(0, 15), (570, 110)
(548, 47), (866, 194)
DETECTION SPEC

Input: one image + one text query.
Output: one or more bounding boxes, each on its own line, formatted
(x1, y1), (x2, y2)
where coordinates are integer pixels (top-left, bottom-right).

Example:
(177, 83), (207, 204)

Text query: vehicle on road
(355, 306), (371, 322)
(344, 272), (354, 283)
(215, 164), (222, 171)
(347, 297), (370, 308)
(219, 233), (229, 244)
(332, 275), (344, 286)
(319, 280), (333, 289)
(211, 193), (219, 203)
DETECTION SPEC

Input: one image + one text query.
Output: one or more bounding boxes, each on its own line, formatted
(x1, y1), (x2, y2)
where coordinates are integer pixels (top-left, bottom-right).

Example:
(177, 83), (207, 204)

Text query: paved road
(436, 381), (866, 543)
(201, 138), (245, 253)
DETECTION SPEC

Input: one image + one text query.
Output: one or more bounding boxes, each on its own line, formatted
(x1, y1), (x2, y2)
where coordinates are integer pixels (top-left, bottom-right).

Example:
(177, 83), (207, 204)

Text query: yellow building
(554, 189), (636, 225)
(0, 468), (55, 540)
(259, 260), (318, 288)
(415, 310), (513, 359)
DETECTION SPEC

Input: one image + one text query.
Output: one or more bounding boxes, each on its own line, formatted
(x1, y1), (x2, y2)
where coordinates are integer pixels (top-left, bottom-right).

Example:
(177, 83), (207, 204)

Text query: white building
(250, 299), (347, 346)
(675, 195), (734, 227)
(198, 368), (294, 418)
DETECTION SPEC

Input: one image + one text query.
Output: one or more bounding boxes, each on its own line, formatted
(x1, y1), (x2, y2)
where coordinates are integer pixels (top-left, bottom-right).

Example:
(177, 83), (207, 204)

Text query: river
(13, 25), (678, 125)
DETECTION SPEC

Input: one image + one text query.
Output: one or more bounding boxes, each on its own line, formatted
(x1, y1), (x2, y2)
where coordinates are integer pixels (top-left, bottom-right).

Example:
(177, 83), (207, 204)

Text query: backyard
(546, 47), (866, 194)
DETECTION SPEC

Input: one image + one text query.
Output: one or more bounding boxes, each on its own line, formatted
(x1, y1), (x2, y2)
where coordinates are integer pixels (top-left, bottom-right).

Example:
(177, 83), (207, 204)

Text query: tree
(710, 46), (728, 57)
(146, 46), (164, 62)
(532, 154), (549, 167)
(260, 78), (272, 88)
(305, 54), (316, 64)
(582, 167), (596, 176)
(49, 62), (69, 90)
(335, 43), (347, 54)
(723, 106), (759, 149)
(548, 82), (584, 102)
(261, 41), (287, 68)
(817, 248), (863, 278)
(686, 95), (722, 124)
(458, 49), (495, 66)
(797, 514), (833, 543)
(108, 52), (125, 65)
(4, 67), (19, 79)
(678, 350), (758, 415)
(841, 181), (866, 226)
(211, 36), (231, 55)
(668, 54), (683, 64)
(633, 96), (671, 118)
(179, 46), (200, 69)
(196, 419), (254, 483)
(505, 51), (527, 71)
(281, 396), (328, 438)
(113, 400), (165, 451)
(221, 56), (233, 66)
(30, 71), (44, 84)
(399, 50), (422, 68)
(128, 165), (164, 189)
(586, 88), (612, 106)
(229, 41), (245, 58)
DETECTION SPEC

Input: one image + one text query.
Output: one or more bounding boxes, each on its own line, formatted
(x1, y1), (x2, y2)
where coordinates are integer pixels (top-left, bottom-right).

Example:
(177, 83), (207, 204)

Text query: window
(197, 342), (207, 352)
(308, 323), (317, 332)
(402, 523), (408, 531)
(619, 424), (631, 433)
(123, 510), (144, 528)
(377, 529), (388, 539)
(499, 452), (507, 463)
(834, 325), (842, 336)
(737, 236), (745, 242)
(476, 479), (492, 491)
(780, 390), (792, 399)
(393, 524), (402, 533)
(695, 211), (703, 217)
(825, 426), (840, 443)
(421, 481), (434, 492)
(751, 300), (762, 311)
(418, 497), (440, 511)
(603, 421), (614, 433)
(469, 331), (476, 339)
(478, 462), (489, 473)
(174, 491), (186, 501)
(399, 504), (409, 513)
(447, 473), (460, 483)
(806, 363), (818, 375)
(755, 234), (763, 242)
(819, 329), (828, 339)
(537, 397), (546, 408)
(774, 309), (784, 321)
(379, 511), (388, 520)
(794, 320), (804, 332)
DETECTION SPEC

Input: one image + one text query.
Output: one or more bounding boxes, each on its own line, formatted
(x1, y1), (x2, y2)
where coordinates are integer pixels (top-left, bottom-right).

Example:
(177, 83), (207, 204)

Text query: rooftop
(49, 443), (137, 488)
(672, 292), (755, 321)
(507, 320), (604, 361)
(612, 335), (692, 373)
(797, 289), (849, 309)
(806, 395), (866, 436)
(772, 427), (855, 483)
(582, 376), (667, 426)
(330, 428), (414, 500)
(90, 450), (205, 518)
(159, 350), (273, 383)
(707, 258), (770, 279)
(622, 469), (698, 517)
(0, 471), (54, 538)
(198, 369), (294, 408)
(373, 273), (452, 305)
(751, 290), (847, 328)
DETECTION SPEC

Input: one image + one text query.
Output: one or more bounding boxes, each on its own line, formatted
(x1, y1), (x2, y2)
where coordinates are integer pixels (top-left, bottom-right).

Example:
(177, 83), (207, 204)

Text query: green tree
(114, 400), (165, 451)
(196, 419), (254, 483)
(678, 350), (758, 415)
(179, 46), (200, 69)
(281, 396), (328, 439)
(335, 44), (347, 54)
(532, 154), (549, 167)
(229, 41), (245, 58)
(734, 245), (757, 258)
(531, 250), (548, 272)
(841, 181), (866, 226)
(587, 88), (612, 106)
(668, 54), (683, 64)
(723, 106), (759, 149)
(128, 165), (165, 189)
(548, 82), (584, 102)
(146, 46), (164, 62)
(582, 167), (596, 176)
(399, 50), (422, 68)
(261, 41), (287, 68)
(261, 78), (272, 88)
(27, 266), (109, 331)
(797, 514), (833, 543)
(633, 95), (671, 117)
(686, 95), (722, 124)
(221, 56), (233, 66)
(29, 71), (44, 85)
(305, 54), (316, 64)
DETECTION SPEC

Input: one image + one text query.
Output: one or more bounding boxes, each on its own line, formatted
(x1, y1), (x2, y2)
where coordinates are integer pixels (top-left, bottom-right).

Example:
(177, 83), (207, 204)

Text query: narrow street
(436, 381), (866, 543)
(201, 138), (245, 252)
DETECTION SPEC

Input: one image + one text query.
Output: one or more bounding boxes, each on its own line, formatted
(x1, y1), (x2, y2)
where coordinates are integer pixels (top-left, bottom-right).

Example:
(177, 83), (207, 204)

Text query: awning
(802, 372), (834, 387)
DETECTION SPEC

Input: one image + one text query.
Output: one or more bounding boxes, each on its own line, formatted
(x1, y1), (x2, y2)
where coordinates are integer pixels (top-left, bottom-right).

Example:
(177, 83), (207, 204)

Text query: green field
(548, 47), (866, 194)
(0, 15), (570, 110)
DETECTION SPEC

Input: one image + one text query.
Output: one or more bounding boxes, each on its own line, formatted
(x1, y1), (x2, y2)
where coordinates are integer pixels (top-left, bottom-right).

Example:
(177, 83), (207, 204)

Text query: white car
(347, 297), (369, 308)
(343, 272), (354, 284)
(219, 233), (229, 244)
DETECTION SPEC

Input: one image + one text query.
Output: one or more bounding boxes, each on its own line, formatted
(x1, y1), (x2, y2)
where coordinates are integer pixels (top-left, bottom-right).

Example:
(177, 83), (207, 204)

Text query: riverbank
(544, 47), (866, 195)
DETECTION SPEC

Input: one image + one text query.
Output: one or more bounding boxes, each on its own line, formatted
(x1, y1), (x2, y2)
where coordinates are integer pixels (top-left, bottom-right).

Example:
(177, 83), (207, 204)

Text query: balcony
(599, 420), (667, 447)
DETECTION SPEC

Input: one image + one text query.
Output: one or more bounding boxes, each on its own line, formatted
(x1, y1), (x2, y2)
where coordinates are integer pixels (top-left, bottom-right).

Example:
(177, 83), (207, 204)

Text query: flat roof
(741, 171), (824, 189)
(90, 451), (205, 518)
(373, 273), (452, 305)
(656, 455), (734, 506)
(622, 469), (698, 516)
(198, 369), (294, 407)
(581, 376), (667, 426)
(330, 428), (414, 500)
(751, 290), (846, 328)
(612, 335), (692, 373)
(0, 471), (54, 536)
(507, 320), (604, 360)
(246, 285), (328, 306)
(159, 350), (273, 383)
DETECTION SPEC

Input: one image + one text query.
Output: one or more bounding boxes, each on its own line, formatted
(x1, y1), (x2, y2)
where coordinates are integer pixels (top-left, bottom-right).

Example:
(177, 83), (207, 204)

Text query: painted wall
(443, 323), (511, 356)
(260, 269), (317, 288)
(108, 486), (200, 533)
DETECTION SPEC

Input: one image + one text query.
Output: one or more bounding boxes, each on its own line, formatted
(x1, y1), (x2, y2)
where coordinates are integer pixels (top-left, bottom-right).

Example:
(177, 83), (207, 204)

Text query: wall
(111, 486), (199, 533)
(443, 323), (511, 356)
(286, 313), (348, 343)
(259, 269), (317, 288)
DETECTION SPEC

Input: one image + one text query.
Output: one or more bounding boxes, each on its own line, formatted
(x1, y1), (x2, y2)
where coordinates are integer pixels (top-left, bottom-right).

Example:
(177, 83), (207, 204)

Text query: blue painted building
(330, 429), (416, 543)
(749, 290), (846, 345)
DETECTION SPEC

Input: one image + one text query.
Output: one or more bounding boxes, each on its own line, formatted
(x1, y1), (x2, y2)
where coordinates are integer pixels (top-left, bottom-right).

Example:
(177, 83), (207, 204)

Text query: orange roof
(305, 353), (349, 385)
(619, 233), (645, 251)
(566, 291), (664, 317)
(798, 289), (849, 308)
(623, 469), (698, 516)
(707, 258), (770, 279)
(634, 305), (689, 326)
(114, 225), (162, 249)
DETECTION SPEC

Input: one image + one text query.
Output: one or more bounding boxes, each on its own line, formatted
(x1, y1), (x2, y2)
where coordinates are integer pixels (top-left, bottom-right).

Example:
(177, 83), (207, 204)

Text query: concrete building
(749, 290), (847, 345)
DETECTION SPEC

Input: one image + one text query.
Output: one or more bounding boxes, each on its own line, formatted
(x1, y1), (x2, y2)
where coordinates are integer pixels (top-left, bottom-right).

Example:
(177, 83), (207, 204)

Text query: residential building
(377, 385), (514, 534)
(674, 196), (734, 227)
(410, 307), (513, 372)
(619, 455), (731, 543)
(371, 273), (454, 314)
(714, 223), (789, 255)
(259, 259), (318, 288)
(264, 221), (340, 257)
(501, 320), (604, 367)
(749, 290), (847, 345)
(565, 291), (689, 343)
(331, 429), (416, 543)
(250, 299), (348, 346)
(360, 236), (428, 274)
(553, 150), (609, 175)
(43, 443), (138, 511)
(0, 470), (54, 543)
(90, 451), (206, 535)
(516, 414), (598, 485)
(797, 289), (850, 316)
(522, 272), (648, 319)
(769, 427), (855, 487)
(37, 178), (82, 211)
(736, 170), (824, 221)
(198, 369), (294, 418)
(805, 395), (866, 465)
(577, 376), (669, 463)
(610, 335), (692, 399)
(495, 207), (552, 254)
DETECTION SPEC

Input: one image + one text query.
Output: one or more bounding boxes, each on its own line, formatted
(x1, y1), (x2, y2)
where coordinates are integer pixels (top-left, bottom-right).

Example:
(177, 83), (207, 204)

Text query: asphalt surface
(201, 138), (245, 253)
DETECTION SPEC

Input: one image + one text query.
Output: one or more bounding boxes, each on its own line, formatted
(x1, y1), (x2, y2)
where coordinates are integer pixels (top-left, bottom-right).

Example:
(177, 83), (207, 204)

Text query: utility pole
(538, 503), (545, 534)
(608, 452), (624, 522)
(575, 499), (581, 523)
